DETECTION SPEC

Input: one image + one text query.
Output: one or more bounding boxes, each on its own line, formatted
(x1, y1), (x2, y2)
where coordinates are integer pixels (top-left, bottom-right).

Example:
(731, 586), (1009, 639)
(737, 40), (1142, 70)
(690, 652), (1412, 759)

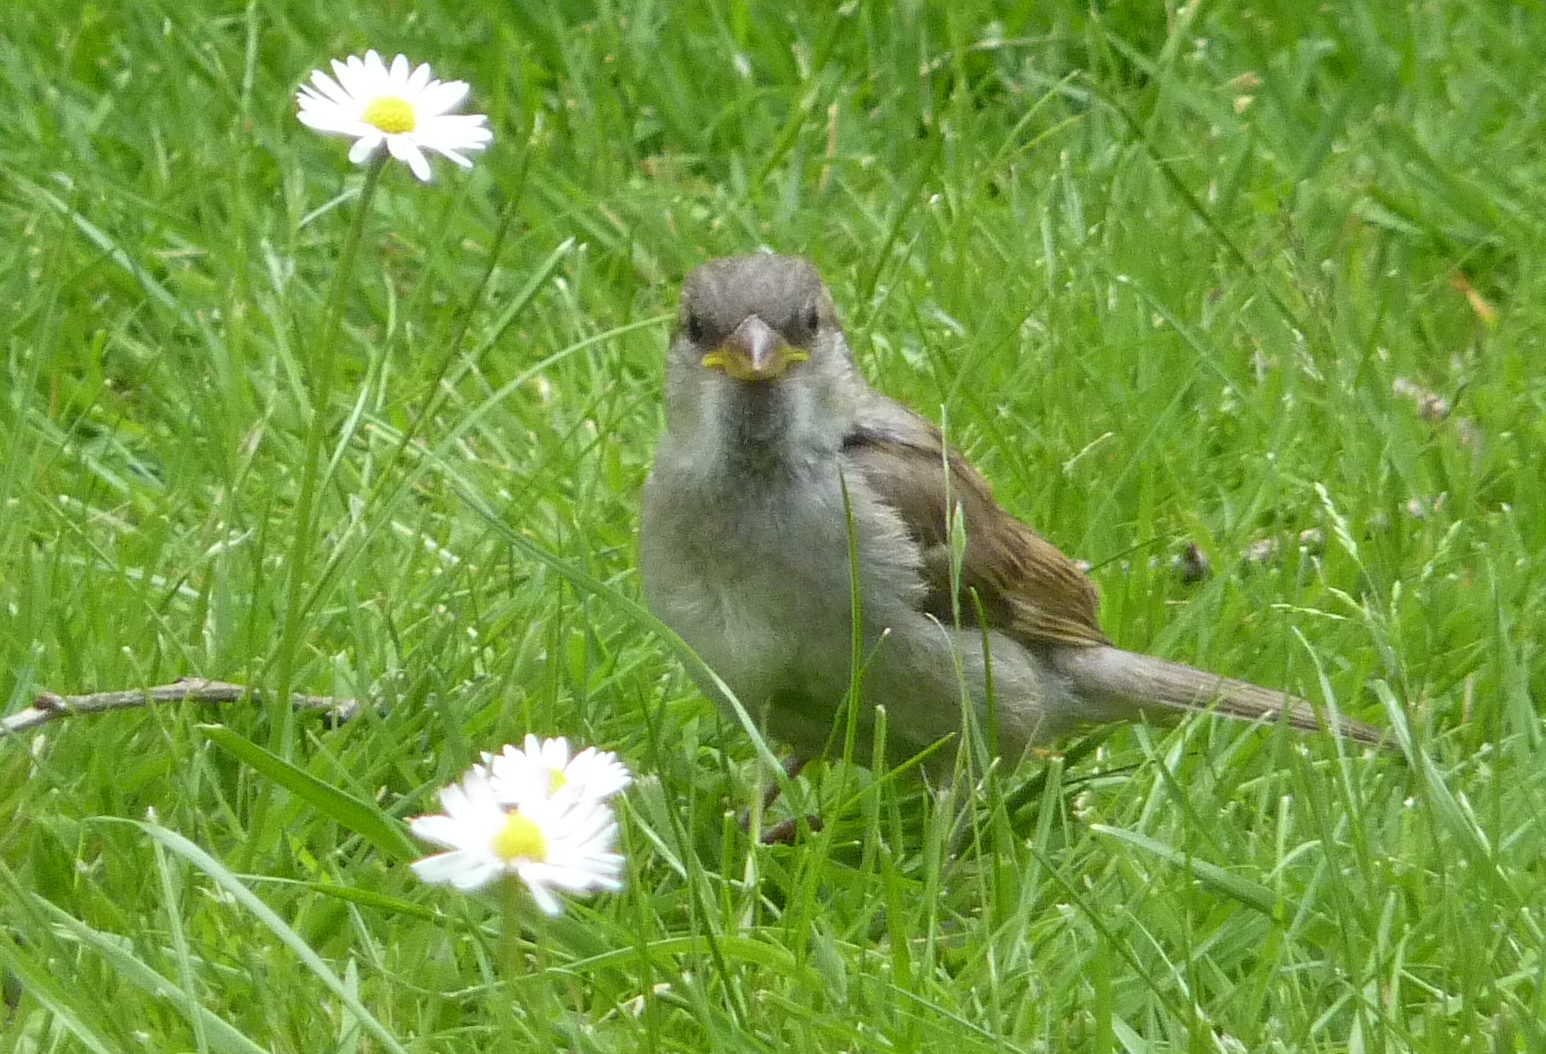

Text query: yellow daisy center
(490, 809), (547, 863)
(362, 96), (416, 134)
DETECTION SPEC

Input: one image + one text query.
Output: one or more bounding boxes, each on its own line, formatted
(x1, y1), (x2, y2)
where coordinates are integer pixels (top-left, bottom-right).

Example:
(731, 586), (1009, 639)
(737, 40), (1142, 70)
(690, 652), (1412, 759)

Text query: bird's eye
(685, 313), (705, 342)
(804, 305), (820, 332)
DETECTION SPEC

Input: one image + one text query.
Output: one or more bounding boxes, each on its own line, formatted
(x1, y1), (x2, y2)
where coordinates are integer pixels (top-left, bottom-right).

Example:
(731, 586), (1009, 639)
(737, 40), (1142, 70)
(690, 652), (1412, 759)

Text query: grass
(2, 0), (1543, 1049)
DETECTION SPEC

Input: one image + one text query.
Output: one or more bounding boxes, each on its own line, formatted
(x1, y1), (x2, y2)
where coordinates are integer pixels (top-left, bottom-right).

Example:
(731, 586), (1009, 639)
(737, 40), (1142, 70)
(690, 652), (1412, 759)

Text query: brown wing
(843, 405), (1109, 650)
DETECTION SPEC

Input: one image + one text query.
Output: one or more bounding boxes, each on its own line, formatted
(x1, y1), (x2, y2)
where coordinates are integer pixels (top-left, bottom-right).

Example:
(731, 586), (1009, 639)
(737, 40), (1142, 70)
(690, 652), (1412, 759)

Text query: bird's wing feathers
(843, 399), (1110, 649)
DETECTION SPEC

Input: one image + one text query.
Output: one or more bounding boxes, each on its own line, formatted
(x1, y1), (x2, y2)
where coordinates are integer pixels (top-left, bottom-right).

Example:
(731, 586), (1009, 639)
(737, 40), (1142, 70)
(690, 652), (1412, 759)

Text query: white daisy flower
(409, 766), (624, 914)
(486, 735), (632, 806)
(296, 50), (492, 181)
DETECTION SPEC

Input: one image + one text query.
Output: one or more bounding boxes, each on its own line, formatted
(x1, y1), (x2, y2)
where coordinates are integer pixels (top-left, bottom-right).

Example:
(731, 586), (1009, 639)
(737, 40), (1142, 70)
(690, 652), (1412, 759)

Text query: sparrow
(639, 254), (1383, 771)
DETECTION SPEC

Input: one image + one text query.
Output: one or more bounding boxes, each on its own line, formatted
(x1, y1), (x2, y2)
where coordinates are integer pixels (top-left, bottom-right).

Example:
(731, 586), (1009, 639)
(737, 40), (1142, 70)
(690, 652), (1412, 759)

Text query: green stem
(273, 155), (388, 721)
(500, 876), (532, 978)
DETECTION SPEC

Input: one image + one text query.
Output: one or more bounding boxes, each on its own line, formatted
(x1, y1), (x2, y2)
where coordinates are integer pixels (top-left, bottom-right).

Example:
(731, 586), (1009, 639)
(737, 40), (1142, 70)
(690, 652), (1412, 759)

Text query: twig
(1, 679), (361, 738)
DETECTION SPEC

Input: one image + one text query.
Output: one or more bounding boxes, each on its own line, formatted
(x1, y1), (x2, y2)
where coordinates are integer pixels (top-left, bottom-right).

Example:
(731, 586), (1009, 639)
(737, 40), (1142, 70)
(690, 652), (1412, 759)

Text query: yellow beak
(700, 315), (809, 382)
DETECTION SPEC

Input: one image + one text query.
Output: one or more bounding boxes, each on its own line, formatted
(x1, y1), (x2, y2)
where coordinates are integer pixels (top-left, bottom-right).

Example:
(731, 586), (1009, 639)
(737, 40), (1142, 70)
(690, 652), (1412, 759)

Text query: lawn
(2, 1), (1543, 1050)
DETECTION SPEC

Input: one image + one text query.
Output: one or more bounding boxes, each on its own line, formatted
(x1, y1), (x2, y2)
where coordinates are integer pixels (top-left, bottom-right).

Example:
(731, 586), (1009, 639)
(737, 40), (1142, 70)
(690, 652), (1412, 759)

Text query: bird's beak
(701, 315), (809, 382)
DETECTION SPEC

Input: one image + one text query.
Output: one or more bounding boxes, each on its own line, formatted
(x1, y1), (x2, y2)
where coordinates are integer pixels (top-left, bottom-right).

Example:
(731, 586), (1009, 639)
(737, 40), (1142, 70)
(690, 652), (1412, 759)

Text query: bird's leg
(763, 754), (809, 811)
(743, 756), (822, 844)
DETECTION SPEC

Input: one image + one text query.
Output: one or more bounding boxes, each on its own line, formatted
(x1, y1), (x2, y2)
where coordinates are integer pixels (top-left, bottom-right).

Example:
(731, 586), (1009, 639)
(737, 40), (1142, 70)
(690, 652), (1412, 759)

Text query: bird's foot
(739, 755), (817, 844)
(760, 814), (824, 846)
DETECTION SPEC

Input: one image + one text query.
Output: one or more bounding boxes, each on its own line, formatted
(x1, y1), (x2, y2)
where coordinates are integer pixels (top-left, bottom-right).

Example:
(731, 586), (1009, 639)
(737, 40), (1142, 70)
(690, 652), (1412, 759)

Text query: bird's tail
(1051, 645), (1386, 747)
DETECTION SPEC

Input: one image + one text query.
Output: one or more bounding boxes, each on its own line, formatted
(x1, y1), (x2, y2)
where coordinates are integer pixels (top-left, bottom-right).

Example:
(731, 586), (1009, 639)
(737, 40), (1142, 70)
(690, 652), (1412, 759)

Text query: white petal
(560, 810), (614, 847)
(490, 776), (546, 807)
(295, 86), (330, 111)
(407, 61), (434, 94)
(518, 873), (563, 915)
(489, 745), (552, 805)
(407, 815), (466, 849)
(348, 133), (384, 163)
(461, 768), (502, 812)
(448, 859), (503, 891)
(416, 115), (492, 150)
(353, 60), (387, 99)
(528, 859), (622, 893)
(568, 749), (631, 797)
(388, 137), (432, 181)
(437, 776), (475, 817)
(296, 106), (334, 130)
(308, 69), (355, 109)
(542, 738), (571, 769)
(417, 79), (470, 117)
(299, 109), (367, 135)
(333, 57), (366, 99)
(387, 53), (411, 91)
(412, 850), (483, 886)
(364, 50), (388, 80)
(576, 868), (624, 892)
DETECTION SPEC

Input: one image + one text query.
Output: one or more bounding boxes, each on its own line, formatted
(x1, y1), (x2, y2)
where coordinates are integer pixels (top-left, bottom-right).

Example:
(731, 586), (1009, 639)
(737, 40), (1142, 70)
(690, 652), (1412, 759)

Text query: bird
(639, 253), (1384, 773)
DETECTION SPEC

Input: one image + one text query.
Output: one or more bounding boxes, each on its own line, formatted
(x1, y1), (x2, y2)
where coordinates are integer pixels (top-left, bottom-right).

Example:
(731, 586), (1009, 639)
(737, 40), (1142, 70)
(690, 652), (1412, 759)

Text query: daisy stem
(499, 876), (531, 977)
(274, 155), (388, 719)
(498, 879), (563, 1034)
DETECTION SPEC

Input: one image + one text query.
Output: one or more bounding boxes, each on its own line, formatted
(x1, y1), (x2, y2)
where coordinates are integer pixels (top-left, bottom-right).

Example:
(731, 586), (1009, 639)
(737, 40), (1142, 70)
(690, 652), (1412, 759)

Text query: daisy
(410, 766), (624, 914)
(296, 50), (492, 181)
(485, 735), (632, 806)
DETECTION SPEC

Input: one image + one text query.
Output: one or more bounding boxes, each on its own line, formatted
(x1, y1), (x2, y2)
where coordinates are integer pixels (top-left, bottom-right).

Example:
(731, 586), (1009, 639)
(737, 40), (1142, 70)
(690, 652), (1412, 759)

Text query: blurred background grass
(2, 0), (1543, 1049)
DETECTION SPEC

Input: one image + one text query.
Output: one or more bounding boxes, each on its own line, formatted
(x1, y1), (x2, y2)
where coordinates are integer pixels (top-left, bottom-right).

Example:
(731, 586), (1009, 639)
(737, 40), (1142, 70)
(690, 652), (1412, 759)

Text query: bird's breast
(641, 453), (925, 708)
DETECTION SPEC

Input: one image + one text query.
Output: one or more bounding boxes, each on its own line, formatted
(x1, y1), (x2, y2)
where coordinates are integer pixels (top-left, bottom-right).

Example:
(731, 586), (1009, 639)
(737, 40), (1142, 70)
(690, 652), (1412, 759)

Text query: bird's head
(664, 254), (860, 460)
